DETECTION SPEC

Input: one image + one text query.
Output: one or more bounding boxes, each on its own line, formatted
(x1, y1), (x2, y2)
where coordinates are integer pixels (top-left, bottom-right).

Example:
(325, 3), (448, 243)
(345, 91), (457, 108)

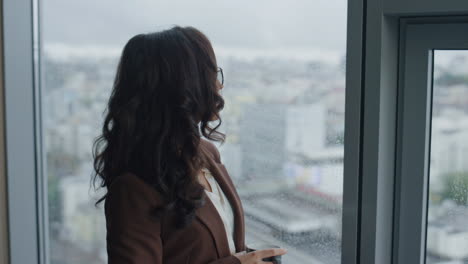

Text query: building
(240, 103), (287, 185)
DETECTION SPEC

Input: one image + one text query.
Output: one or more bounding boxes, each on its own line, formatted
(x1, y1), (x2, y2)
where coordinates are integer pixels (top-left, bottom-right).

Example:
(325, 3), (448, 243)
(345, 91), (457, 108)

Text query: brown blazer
(105, 139), (246, 264)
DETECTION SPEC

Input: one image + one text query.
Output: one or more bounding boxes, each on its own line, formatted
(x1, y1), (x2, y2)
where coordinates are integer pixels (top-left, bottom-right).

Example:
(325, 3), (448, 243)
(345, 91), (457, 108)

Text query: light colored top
(200, 167), (236, 254)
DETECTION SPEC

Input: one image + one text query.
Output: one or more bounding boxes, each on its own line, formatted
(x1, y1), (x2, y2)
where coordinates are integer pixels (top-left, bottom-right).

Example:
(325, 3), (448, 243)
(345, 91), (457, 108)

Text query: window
(395, 20), (468, 264)
(426, 50), (468, 263)
(41, 1), (347, 263)
(6, 0), (468, 264)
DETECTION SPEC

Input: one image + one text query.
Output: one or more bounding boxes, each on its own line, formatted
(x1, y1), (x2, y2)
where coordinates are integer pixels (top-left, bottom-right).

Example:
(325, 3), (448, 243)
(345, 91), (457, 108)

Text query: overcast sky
(42, 0), (347, 53)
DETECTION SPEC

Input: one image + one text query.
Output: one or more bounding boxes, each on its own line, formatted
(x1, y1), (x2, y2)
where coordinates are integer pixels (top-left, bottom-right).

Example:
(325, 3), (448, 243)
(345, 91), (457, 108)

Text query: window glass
(42, 1), (347, 263)
(427, 50), (468, 263)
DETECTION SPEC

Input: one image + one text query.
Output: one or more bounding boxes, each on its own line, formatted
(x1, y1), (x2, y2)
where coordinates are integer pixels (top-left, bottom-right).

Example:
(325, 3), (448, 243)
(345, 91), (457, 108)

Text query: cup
(246, 243), (284, 264)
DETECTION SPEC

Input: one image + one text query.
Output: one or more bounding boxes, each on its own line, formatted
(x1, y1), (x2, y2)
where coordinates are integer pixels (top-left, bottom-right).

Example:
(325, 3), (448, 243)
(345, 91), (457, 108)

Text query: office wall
(0, 0), (10, 262)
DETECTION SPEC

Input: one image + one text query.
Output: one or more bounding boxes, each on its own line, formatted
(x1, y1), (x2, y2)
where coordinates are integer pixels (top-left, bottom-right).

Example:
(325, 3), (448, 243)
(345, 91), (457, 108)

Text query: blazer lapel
(195, 148), (246, 258)
(195, 189), (231, 258)
(210, 161), (245, 253)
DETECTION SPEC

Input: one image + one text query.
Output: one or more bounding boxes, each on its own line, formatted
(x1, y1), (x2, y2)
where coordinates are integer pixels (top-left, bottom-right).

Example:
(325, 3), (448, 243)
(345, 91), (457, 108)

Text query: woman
(92, 26), (288, 264)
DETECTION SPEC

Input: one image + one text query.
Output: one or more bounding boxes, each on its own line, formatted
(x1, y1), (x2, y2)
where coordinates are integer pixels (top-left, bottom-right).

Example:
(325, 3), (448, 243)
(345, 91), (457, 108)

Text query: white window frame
(348, 2), (468, 264)
(394, 18), (468, 264)
(2, 0), (47, 263)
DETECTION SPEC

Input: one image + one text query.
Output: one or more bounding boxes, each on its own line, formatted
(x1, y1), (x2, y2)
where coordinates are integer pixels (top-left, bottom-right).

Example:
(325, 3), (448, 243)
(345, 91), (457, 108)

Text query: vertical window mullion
(395, 18), (468, 264)
(395, 22), (434, 264)
(2, 0), (42, 263)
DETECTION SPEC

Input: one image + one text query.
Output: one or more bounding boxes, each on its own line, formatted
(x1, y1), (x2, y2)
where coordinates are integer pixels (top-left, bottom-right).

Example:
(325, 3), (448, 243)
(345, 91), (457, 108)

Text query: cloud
(42, 0), (347, 51)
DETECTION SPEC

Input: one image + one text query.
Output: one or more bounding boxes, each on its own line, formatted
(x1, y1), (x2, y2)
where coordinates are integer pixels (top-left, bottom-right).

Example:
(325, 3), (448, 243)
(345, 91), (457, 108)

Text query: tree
(48, 172), (63, 237)
(441, 171), (468, 205)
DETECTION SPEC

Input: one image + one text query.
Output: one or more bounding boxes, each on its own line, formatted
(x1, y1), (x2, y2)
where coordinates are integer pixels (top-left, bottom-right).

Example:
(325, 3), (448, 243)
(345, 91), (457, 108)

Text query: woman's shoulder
(200, 138), (221, 163)
(106, 172), (164, 206)
(104, 173), (165, 230)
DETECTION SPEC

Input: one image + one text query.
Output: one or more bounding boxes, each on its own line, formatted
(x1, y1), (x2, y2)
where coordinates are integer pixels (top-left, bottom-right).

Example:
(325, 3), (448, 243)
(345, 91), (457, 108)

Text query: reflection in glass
(427, 50), (468, 263)
(42, 1), (347, 263)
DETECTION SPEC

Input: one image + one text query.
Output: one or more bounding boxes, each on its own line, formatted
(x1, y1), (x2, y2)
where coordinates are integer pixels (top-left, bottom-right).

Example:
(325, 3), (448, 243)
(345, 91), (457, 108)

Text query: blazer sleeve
(207, 255), (242, 264)
(105, 174), (163, 264)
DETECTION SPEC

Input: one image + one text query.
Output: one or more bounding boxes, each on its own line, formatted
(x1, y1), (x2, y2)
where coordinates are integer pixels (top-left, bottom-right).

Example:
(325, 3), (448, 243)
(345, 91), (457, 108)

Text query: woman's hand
(233, 248), (287, 264)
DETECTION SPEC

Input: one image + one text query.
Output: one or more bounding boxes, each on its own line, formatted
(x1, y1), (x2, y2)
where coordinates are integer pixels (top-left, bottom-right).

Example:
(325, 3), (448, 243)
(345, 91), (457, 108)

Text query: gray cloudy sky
(43, 0), (347, 52)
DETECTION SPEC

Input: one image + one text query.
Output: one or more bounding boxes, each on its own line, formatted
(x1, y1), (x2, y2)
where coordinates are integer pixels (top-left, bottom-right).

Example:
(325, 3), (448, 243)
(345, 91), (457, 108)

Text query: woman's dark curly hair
(92, 25), (225, 229)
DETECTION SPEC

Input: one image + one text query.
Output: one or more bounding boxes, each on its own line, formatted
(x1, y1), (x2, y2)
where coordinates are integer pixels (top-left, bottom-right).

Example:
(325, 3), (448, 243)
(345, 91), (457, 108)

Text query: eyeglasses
(217, 67), (224, 86)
